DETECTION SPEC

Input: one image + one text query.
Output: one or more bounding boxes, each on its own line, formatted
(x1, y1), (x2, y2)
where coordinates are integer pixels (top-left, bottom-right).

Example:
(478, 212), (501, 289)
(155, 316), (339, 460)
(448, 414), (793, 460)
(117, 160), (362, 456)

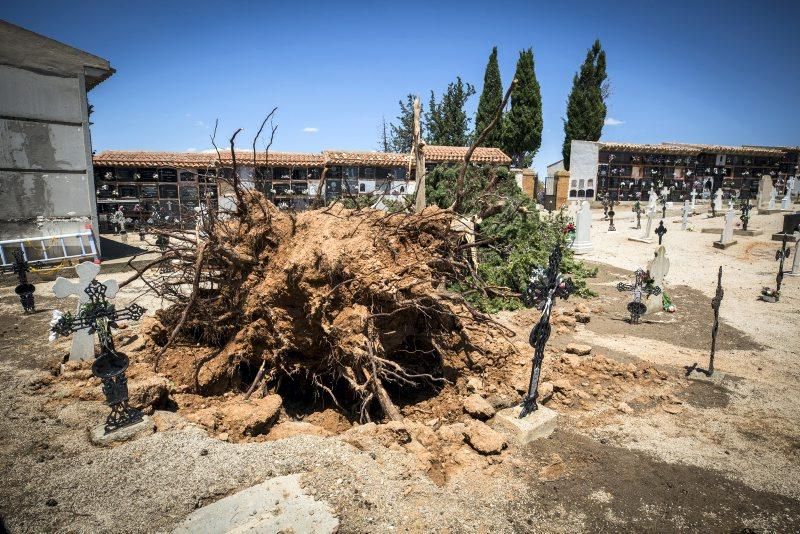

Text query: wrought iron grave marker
(617, 269), (661, 324)
(519, 246), (575, 418)
(655, 221), (668, 245)
(50, 279), (146, 433)
(12, 249), (35, 313)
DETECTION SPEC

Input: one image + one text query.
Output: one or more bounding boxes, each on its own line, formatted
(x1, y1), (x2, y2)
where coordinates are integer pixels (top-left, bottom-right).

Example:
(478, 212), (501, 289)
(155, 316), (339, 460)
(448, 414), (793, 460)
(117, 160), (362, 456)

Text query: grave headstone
(648, 189), (658, 210)
(768, 189), (777, 210)
(53, 262), (119, 361)
(713, 207), (738, 249)
(645, 246), (670, 315)
(681, 200), (690, 230)
(757, 175), (773, 209)
(570, 201), (593, 254)
(714, 189), (723, 213)
(629, 205), (656, 243)
(781, 192), (791, 210)
(690, 190), (697, 211)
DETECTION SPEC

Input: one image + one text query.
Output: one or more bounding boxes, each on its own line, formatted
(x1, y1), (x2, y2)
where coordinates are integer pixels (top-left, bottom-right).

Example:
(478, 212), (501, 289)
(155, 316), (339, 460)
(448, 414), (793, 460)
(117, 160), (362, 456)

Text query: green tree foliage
(388, 94), (417, 153)
(474, 47), (504, 148)
(502, 49), (543, 168)
(562, 39), (608, 170)
(425, 77), (476, 146)
(425, 164), (595, 311)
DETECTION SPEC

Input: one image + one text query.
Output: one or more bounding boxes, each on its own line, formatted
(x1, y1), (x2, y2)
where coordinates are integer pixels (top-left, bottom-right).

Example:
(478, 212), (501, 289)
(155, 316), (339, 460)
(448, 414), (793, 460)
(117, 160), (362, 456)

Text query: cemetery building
(567, 140), (799, 203)
(92, 146), (513, 232)
(0, 20), (114, 264)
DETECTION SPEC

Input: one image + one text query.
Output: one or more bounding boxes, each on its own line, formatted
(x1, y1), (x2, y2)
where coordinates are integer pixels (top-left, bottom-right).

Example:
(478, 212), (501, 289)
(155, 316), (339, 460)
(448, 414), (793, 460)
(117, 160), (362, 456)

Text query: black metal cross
(632, 201), (642, 230)
(12, 249), (36, 313)
(740, 200), (751, 231)
(708, 266), (724, 375)
(51, 280), (147, 433)
(608, 199), (617, 232)
(616, 269), (661, 324)
(710, 200), (716, 218)
(601, 195), (609, 220)
(519, 246), (575, 418)
(655, 221), (668, 245)
(775, 234), (791, 294)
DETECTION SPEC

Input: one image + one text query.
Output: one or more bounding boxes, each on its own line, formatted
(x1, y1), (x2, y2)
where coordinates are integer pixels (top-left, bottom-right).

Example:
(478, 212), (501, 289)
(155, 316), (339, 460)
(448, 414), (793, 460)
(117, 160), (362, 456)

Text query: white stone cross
(781, 191), (791, 210)
(690, 190), (697, 210)
(53, 261), (119, 361)
(681, 200), (690, 230)
(648, 189), (658, 210)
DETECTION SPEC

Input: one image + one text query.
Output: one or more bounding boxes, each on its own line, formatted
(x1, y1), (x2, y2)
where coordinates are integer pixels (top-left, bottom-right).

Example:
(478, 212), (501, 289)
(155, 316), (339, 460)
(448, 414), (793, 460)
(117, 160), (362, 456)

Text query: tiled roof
(94, 145), (514, 169)
(93, 150), (324, 168)
(423, 145), (512, 165)
(600, 141), (787, 157)
(324, 150), (410, 167)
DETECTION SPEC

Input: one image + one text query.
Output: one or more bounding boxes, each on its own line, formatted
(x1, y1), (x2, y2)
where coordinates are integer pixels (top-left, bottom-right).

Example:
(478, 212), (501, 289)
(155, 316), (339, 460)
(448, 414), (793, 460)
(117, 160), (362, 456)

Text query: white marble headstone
(570, 201), (593, 254)
(681, 200), (690, 230)
(714, 189), (723, 212)
(645, 246), (670, 315)
(758, 175), (773, 209)
(720, 208), (735, 245)
(768, 189), (777, 210)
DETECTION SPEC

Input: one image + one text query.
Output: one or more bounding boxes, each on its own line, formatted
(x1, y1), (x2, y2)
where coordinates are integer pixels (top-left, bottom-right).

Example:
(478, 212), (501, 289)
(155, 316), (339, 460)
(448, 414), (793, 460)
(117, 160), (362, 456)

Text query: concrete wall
(568, 140), (600, 200)
(0, 65), (97, 246)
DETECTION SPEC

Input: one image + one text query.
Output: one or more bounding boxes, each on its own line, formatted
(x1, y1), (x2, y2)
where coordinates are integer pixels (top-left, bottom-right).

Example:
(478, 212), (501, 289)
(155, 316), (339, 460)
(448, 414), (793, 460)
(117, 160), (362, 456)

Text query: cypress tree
(502, 49), (542, 168)
(474, 47), (503, 147)
(562, 39), (608, 170)
(388, 94), (418, 153)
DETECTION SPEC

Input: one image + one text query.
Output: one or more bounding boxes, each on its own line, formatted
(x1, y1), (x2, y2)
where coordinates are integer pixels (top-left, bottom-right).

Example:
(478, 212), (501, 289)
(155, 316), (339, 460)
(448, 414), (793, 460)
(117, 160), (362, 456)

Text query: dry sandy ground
(0, 204), (799, 533)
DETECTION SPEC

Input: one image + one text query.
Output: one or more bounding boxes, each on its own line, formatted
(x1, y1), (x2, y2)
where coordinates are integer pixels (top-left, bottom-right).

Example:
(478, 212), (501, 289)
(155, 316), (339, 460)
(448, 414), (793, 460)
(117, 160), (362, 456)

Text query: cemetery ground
(0, 207), (799, 533)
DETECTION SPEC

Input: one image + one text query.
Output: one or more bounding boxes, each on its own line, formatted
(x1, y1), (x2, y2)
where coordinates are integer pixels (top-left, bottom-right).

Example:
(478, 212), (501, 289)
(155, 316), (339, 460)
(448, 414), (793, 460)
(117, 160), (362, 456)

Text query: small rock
(128, 375), (171, 411)
(565, 343), (592, 356)
(574, 302), (590, 314)
(199, 449), (209, 456)
(437, 423), (466, 445)
(575, 313), (591, 324)
(662, 404), (683, 415)
(46, 498), (58, 507)
(464, 421), (507, 455)
(616, 402), (634, 414)
(266, 421), (332, 441)
(463, 394), (496, 420)
(466, 376), (483, 393)
(538, 382), (554, 403)
(552, 379), (573, 392)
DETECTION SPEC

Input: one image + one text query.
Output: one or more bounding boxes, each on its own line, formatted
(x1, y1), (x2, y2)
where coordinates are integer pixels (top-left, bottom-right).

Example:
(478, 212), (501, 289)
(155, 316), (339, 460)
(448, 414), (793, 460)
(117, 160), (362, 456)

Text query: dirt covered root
(153, 192), (515, 421)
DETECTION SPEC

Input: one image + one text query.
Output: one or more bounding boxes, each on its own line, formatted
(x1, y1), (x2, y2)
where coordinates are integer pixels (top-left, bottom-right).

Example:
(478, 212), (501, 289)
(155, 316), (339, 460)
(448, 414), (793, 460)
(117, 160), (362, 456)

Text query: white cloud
(186, 148), (197, 152)
(604, 117), (624, 126)
(195, 120), (209, 129)
(302, 127), (319, 133)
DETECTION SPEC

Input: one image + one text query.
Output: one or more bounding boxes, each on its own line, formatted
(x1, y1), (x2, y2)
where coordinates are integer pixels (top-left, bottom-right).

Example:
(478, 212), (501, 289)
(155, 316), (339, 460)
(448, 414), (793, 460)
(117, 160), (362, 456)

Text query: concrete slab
(712, 240), (737, 250)
(492, 405), (557, 445)
(627, 237), (653, 244)
(700, 228), (722, 234)
(171, 474), (339, 534)
(89, 416), (154, 446)
(759, 209), (783, 215)
(733, 229), (763, 237)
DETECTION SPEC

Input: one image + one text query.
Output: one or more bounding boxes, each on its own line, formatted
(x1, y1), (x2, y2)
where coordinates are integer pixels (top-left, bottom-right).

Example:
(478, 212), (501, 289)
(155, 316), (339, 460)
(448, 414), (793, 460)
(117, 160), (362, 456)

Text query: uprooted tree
(120, 92), (590, 422)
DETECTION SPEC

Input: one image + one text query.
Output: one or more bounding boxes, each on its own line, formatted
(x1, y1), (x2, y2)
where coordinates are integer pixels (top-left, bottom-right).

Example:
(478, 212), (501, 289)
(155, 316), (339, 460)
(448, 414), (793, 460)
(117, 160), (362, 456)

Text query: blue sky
(2, 0), (798, 178)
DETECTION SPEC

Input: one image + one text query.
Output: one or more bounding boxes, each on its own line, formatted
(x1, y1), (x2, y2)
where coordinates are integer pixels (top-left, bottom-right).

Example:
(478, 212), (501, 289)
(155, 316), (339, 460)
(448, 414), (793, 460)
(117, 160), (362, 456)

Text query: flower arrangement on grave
(761, 287), (779, 299)
(661, 292), (676, 313)
(563, 222), (576, 244)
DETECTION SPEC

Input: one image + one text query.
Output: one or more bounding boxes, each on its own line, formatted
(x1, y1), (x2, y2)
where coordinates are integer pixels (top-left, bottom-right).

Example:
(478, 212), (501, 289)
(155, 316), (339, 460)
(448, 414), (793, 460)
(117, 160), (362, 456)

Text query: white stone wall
(568, 140), (600, 200)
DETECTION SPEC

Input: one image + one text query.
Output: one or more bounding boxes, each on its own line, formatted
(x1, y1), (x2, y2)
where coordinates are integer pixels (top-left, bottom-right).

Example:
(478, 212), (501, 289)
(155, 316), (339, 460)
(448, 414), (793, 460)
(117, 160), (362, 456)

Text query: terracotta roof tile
(324, 150), (410, 167)
(600, 141), (787, 157)
(423, 145), (512, 165)
(94, 145), (514, 169)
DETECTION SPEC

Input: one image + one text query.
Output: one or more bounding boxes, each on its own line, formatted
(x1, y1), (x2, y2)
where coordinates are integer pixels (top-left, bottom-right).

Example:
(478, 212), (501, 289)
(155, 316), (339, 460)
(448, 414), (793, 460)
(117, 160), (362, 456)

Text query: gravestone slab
(628, 206), (656, 243)
(570, 201), (593, 254)
(713, 208), (738, 249)
(644, 246), (669, 315)
(90, 416), (154, 446)
(757, 175), (773, 209)
(172, 474), (339, 534)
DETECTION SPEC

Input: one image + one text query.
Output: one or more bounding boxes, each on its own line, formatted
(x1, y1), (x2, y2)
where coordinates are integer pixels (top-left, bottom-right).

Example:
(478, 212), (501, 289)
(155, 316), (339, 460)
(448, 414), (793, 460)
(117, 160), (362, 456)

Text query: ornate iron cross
(655, 221), (668, 245)
(51, 280), (147, 433)
(12, 249), (36, 313)
(632, 201), (642, 230)
(616, 269), (661, 324)
(601, 195), (609, 220)
(607, 199), (617, 232)
(740, 200), (751, 231)
(519, 246), (575, 418)
(708, 266), (724, 375)
(775, 234), (791, 294)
